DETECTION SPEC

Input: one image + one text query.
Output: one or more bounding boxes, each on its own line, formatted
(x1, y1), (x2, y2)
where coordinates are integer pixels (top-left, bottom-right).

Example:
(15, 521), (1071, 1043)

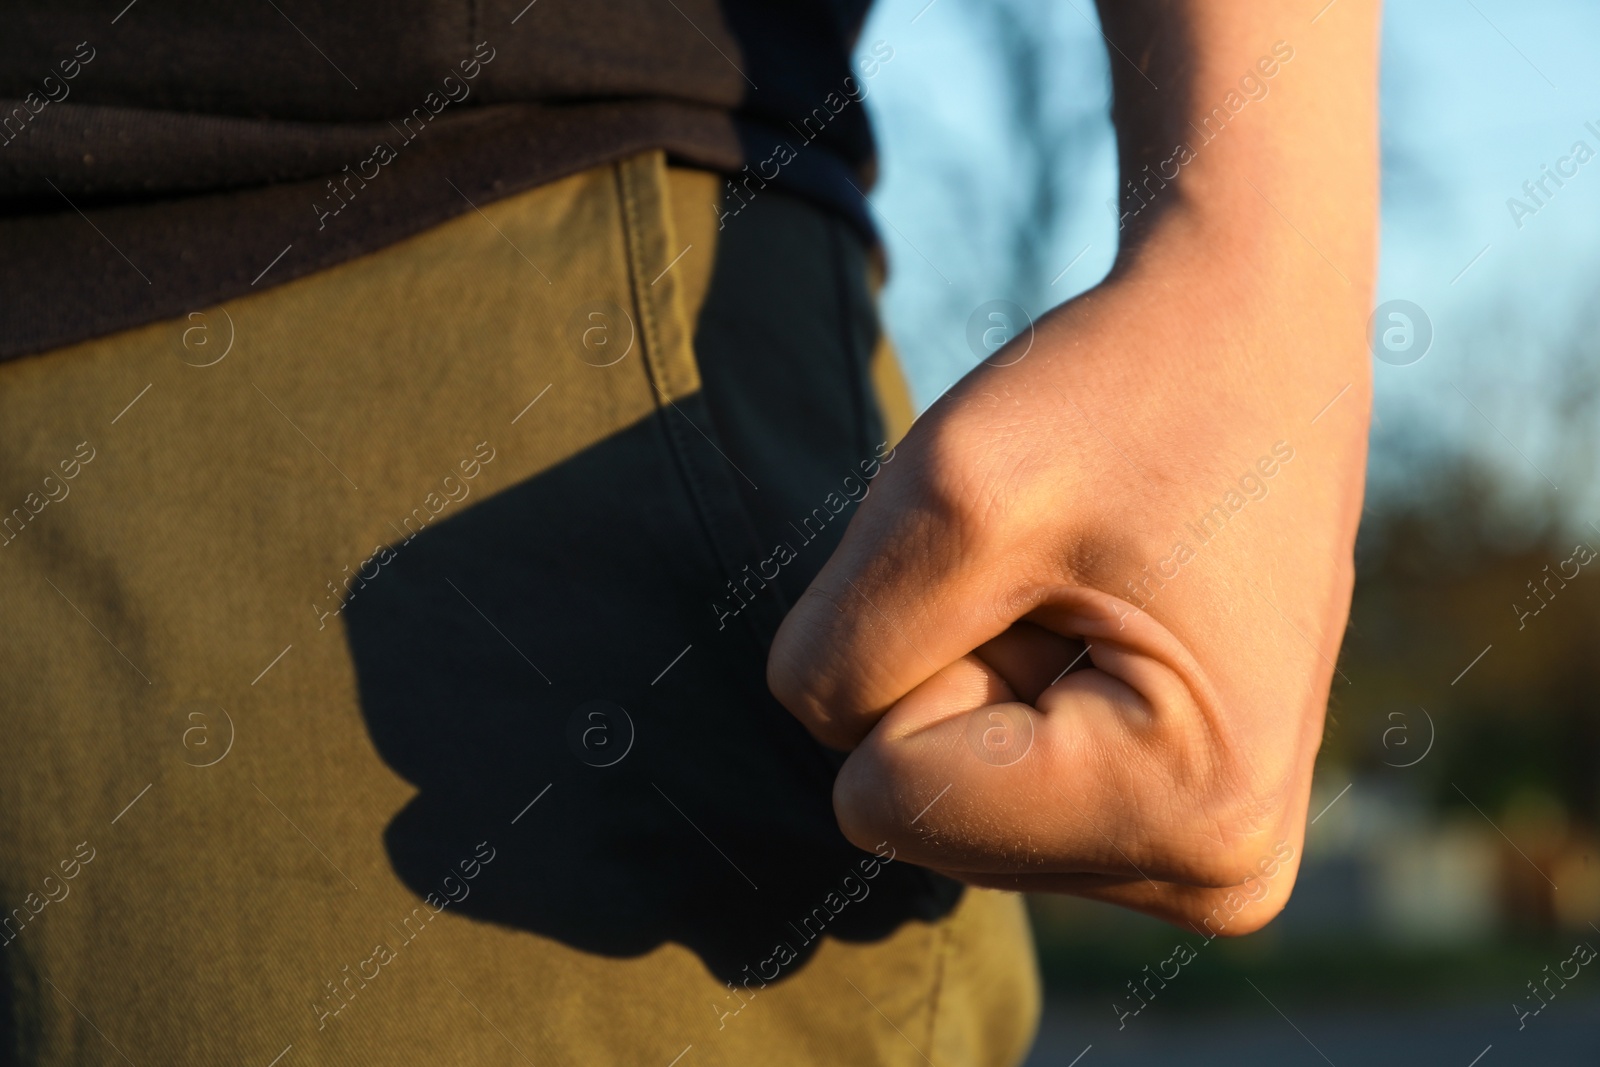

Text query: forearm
(1088, 0), (1381, 394)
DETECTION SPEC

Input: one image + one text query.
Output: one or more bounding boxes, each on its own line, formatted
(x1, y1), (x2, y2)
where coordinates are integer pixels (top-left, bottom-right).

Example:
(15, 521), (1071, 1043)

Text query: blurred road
(1024, 995), (1600, 1065)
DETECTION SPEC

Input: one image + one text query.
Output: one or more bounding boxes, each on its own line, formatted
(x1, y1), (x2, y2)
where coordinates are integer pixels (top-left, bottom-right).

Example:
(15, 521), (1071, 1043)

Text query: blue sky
(857, 0), (1600, 529)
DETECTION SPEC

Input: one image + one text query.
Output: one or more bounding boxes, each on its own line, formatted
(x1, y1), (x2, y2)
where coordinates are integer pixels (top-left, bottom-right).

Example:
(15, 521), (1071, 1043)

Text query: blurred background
(853, 0), (1600, 1062)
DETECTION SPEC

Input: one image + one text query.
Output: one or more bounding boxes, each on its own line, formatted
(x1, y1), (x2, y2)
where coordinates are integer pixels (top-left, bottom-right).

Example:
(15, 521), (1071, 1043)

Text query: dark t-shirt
(0, 1), (883, 360)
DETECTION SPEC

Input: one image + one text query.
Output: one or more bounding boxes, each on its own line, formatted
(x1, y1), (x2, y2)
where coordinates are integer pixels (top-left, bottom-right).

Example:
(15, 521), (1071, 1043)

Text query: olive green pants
(0, 151), (1039, 1066)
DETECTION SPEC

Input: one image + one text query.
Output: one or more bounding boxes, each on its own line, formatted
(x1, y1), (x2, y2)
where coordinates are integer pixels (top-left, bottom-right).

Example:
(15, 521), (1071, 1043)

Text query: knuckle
(765, 621), (811, 714)
(914, 412), (1028, 537)
(766, 601), (873, 751)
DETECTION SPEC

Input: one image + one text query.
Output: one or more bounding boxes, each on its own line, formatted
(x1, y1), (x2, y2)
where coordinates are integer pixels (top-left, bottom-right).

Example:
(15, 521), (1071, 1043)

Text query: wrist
(1101, 5), (1382, 318)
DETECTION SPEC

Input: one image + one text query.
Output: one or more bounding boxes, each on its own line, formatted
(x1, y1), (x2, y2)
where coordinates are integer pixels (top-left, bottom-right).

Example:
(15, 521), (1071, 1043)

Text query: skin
(768, 0), (1380, 935)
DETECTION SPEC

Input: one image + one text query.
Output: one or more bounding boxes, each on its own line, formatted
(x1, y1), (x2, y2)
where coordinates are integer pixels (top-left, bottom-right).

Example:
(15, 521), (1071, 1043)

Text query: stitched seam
(617, 158), (664, 399)
(617, 156), (701, 484)
(615, 155), (753, 608)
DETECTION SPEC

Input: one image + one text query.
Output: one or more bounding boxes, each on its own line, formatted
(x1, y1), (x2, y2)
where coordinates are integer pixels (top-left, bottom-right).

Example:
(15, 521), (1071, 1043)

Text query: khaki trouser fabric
(0, 151), (1040, 1066)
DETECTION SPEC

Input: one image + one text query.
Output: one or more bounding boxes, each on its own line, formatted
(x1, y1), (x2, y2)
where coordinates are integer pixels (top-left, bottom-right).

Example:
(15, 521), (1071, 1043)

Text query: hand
(769, 234), (1371, 930)
(769, 118), (1377, 932)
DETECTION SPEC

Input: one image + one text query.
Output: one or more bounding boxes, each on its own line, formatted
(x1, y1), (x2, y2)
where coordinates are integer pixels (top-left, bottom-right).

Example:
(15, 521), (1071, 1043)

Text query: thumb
(828, 585), (1283, 890)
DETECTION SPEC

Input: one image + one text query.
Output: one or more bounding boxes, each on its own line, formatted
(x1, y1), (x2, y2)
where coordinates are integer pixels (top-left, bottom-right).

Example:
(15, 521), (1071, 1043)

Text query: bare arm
(767, 0), (1381, 931)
